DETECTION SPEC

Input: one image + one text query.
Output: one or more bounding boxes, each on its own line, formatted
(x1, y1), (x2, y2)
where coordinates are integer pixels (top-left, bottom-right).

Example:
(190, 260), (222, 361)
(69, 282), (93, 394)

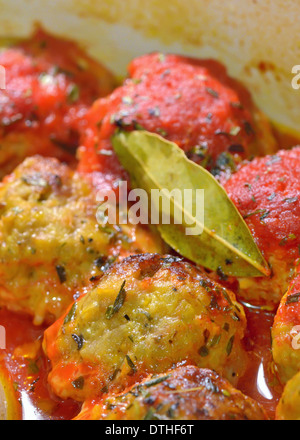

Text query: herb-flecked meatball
(75, 366), (268, 421)
(224, 148), (300, 308)
(78, 53), (277, 189)
(276, 370), (300, 420)
(43, 254), (247, 402)
(0, 28), (115, 178)
(0, 157), (163, 325)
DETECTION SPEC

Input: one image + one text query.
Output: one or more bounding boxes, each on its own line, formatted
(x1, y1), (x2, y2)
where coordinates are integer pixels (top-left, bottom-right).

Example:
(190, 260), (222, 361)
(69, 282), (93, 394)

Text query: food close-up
(0, 0), (300, 422)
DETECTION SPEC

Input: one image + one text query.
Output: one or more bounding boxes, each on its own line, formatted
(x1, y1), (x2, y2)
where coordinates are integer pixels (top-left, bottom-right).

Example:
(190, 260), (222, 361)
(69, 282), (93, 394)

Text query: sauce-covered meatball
(78, 53), (277, 189)
(0, 157), (162, 325)
(43, 254), (247, 402)
(276, 371), (300, 420)
(272, 263), (300, 383)
(75, 366), (268, 421)
(0, 29), (115, 177)
(224, 148), (300, 307)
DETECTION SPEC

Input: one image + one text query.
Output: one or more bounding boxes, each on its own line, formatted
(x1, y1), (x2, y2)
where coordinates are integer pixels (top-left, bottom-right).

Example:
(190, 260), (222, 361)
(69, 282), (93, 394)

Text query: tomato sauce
(0, 309), (80, 420)
(0, 29), (114, 165)
(78, 53), (277, 192)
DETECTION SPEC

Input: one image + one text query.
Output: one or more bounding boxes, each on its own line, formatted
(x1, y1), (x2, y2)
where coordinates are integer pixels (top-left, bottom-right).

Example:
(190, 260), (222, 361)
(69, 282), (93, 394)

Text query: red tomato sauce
(78, 53), (263, 192)
(0, 309), (80, 420)
(224, 147), (300, 261)
(0, 29), (113, 163)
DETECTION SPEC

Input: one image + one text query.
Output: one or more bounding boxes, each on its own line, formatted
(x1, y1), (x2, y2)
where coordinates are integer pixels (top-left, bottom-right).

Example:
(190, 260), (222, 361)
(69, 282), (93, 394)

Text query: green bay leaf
(112, 131), (270, 278)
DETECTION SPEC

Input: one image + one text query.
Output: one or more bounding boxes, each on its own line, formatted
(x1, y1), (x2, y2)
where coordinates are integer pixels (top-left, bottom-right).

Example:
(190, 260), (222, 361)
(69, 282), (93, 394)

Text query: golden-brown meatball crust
(276, 371), (300, 420)
(75, 366), (268, 421)
(43, 254), (247, 402)
(0, 157), (163, 325)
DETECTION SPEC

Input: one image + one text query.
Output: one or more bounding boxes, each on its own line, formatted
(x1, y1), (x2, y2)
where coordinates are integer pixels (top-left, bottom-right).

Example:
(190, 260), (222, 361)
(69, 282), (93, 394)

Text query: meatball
(223, 148), (300, 307)
(0, 28), (115, 178)
(78, 53), (277, 189)
(276, 371), (300, 420)
(0, 157), (162, 325)
(272, 263), (300, 383)
(43, 254), (247, 402)
(75, 366), (267, 421)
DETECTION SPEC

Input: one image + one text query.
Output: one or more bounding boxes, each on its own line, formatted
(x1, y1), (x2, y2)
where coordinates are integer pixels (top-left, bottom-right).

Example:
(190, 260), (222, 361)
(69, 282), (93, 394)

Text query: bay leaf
(112, 131), (270, 278)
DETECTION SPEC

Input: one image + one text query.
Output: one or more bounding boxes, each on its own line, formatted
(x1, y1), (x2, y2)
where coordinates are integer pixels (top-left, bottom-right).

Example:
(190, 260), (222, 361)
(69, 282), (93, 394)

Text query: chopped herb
(260, 210), (271, 221)
(22, 175), (49, 188)
(160, 256), (183, 265)
(144, 375), (171, 388)
(244, 121), (255, 136)
(203, 377), (219, 394)
(231, 312), (240, 322)
(210, 334), (221, 347)
(223, 290), (233, 306)
(132, 78), (142, 85)
(268, 193), (277, 201)
(199, 346), (210, 357)
(280, 234), (297, 246)
(286, 293), (300, 305)
(28, 360), (39, 375)
(223, 323), (230, 332)
(217, 266), (228, 281)
(284, 197), (298, 204)
(67, 84), (80, 103)
(106, 281), (127, 320)
(56, 265), (67, 284)
(156, 128), (168, 137)
(144, 408), (159, 421)
(72, 334), (84, 351)
(266, 155), (281, 166)
(64, 303), (77, 325)
(226, 336), (235, 356)
(133, 121), (146, 131)
(206, 87), (219, 99)
(243, 209), (268, 220)
(72, 376), (85, 390)
(125, 355), (137, 373)
(148, 107), (161, 117)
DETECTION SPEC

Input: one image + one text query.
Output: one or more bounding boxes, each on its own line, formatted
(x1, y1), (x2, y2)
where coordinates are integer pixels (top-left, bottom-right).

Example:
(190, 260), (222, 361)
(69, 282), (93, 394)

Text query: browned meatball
(0, 157), (163, 325)
(75, 366), (268, 420)
(43, 254), (247, 402)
